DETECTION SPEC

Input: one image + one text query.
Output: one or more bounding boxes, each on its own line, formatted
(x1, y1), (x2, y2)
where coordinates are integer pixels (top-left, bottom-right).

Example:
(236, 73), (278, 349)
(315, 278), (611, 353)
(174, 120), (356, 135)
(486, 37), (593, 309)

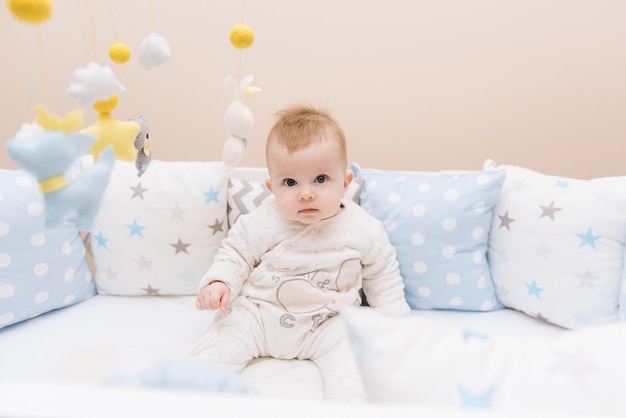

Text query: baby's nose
(299, 189), (315, 201)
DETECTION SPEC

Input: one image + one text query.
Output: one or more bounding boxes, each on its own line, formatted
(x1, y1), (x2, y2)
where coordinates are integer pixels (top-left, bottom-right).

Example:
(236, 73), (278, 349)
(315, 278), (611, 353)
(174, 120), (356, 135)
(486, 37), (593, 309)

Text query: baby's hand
(196, 281), (230, 311)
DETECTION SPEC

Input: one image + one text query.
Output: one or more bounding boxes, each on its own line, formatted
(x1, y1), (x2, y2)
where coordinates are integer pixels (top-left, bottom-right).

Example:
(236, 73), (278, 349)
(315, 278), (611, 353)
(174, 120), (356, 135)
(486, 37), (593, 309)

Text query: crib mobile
(2, 0), (259, 230)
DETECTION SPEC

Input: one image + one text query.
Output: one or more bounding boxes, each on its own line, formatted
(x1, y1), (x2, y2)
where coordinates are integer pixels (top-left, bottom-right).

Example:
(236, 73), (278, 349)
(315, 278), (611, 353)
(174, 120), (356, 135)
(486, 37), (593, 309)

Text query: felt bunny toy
(133, 115), (152, 177)
(222, 74), (260, 169)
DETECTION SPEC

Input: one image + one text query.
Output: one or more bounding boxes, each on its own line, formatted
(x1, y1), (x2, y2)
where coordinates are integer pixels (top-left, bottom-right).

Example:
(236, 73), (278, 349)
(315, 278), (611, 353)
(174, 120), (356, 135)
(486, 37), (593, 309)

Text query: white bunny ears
(222, 74), (261, 169)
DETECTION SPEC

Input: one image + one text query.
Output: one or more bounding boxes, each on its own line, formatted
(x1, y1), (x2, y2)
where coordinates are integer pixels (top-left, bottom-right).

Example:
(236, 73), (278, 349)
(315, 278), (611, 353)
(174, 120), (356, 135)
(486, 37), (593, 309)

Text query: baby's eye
(284, 178), (297, 187)
(314, 175), (327, 184)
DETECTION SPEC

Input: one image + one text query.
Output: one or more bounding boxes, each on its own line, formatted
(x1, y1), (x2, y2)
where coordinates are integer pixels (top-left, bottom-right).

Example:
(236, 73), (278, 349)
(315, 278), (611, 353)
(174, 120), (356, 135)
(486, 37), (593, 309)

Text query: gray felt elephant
(133, 115), (152, 177)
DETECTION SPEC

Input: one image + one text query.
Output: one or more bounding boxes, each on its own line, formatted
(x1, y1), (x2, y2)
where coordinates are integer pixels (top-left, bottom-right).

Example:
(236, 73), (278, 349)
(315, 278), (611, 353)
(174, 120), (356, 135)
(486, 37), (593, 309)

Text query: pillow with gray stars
(484, 159), (626, 329)
(89, 160), (228, 296)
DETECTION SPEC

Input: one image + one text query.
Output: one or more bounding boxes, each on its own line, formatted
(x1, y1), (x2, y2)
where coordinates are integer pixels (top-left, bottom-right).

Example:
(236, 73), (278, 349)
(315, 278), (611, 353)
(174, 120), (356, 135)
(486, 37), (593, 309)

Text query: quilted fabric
(89, 160), (228, 295)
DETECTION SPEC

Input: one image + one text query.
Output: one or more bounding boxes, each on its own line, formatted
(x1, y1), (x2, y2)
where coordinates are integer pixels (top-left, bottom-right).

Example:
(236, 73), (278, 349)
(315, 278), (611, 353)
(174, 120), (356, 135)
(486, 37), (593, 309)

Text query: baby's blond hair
(266, 104), (347, 167)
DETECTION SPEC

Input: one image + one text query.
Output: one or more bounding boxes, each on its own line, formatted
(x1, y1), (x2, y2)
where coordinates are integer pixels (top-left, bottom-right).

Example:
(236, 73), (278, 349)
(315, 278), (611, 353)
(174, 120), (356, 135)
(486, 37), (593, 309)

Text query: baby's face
(265, 138), (352, 225)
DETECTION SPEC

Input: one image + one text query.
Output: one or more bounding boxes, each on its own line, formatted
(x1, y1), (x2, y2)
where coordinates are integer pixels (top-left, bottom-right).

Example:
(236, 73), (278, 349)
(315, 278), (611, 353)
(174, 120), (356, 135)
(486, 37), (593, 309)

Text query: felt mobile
(65, 58), (139, 163)
(3, 0), (116, 230)
(2, 0), (169, 228)
(221, 10), (261, 170)
(133, 115), (152, 177)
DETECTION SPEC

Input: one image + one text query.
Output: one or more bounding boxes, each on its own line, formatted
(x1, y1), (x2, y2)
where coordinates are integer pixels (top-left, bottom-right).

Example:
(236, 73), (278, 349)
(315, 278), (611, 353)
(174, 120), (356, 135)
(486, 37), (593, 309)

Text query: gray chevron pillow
(227, 177), (364, 228)
(226, 178), (273, 228)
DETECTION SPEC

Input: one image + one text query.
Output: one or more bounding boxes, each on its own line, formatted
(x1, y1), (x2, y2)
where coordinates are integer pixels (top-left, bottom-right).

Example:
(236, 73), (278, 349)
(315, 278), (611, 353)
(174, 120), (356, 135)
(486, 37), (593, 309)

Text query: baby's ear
(265, 178), (273, 193)
(343, 169), (354, 190)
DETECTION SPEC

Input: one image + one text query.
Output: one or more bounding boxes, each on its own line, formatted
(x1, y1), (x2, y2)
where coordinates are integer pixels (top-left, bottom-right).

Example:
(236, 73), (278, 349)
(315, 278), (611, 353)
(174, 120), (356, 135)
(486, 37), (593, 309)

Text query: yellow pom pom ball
(7, 0), (52, 24)
(109, 42), (131, 64)
(229, 23), (254, 49)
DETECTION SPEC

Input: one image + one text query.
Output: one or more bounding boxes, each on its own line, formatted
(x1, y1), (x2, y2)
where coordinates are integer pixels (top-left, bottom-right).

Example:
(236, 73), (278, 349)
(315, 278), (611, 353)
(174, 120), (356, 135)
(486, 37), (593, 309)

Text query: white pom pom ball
(224, 102), (254, 139)
(222, 136), (246, 167)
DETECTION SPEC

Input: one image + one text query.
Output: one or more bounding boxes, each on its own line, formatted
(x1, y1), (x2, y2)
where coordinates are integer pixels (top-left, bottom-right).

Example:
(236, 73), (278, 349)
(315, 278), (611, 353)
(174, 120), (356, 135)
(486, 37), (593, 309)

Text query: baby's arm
(196, 281), (230, 312)
(362, 223), (411, 317)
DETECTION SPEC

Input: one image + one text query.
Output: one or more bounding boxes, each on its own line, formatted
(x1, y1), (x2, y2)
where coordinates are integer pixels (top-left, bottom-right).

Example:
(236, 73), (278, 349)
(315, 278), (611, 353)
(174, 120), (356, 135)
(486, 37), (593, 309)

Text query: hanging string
(108, 0), (134, 115)
(76, 0), (91, 62)
(0, 8), (28, 120)
(35, 25), (54, 111)
(118, 63), (133, 114)
(108, 0), (119, 40)
(86, 0), (98, 62)
(151, 0), (156, 33)
(237, 47), (243, 83)
(237, 0), (245, 82)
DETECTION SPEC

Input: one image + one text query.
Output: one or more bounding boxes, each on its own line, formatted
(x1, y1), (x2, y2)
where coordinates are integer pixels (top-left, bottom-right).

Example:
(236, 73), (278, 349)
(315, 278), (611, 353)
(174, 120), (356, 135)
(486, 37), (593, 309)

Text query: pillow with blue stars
(89, 159), (228, 295)
(484, 160), (626, 329)
(342, 306), (626, 415)
(0, 167), (95, 329)
(355, 164), (505, 311)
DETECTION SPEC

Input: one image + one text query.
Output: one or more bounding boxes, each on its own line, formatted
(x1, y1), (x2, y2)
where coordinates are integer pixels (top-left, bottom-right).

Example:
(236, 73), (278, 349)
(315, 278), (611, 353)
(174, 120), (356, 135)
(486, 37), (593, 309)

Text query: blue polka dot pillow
(355, 164), (505, 311)
(0, 168), (95, 329)
(89, 159), (228, 296)
(484, 160), (626, 329)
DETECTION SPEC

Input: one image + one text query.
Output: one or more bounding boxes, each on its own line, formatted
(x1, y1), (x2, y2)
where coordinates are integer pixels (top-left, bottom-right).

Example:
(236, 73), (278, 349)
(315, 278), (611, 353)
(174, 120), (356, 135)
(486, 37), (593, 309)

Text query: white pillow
(343, 307), (626, 415)
(90, 160), (228, 295)
(484, 160), (626, 329)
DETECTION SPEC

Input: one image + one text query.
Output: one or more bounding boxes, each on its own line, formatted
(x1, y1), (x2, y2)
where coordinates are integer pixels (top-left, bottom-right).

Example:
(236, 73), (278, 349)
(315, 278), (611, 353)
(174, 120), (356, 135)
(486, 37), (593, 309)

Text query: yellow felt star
(83, 95), (139, 161)
(35, 105), (83, 133)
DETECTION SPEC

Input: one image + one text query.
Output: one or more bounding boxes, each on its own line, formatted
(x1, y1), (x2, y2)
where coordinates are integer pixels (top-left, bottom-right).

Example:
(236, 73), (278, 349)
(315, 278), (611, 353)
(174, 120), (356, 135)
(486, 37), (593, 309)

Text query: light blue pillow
(106, 357), (259, 395)
(0, 168), (95, 329)
(355, 165), (505, 311)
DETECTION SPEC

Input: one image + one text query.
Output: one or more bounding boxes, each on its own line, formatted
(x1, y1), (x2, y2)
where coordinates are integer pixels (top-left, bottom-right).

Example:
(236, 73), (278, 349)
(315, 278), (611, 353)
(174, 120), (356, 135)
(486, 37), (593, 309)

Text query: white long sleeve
(199, 200), (410, 318)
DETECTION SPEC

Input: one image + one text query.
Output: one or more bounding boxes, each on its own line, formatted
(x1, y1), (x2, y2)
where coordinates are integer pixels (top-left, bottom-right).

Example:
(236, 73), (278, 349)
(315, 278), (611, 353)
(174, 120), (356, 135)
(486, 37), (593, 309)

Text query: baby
(188, 104), (410, 401)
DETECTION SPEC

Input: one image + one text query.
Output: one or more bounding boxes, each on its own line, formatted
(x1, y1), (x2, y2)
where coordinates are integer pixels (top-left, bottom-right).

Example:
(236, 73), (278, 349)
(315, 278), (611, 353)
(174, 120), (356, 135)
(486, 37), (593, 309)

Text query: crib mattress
(0, 294), (561, 403)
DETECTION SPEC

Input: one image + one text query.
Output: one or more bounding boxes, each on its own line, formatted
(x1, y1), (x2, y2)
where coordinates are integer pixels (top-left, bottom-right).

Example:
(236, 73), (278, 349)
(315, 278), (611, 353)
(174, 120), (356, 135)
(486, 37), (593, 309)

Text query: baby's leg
(187, 300), (266, 374)
(304, 318), (367, 402)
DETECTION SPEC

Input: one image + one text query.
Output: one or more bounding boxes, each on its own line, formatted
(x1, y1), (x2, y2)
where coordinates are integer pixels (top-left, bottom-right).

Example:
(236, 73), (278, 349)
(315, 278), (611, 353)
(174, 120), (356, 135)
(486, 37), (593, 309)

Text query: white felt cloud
(66, 62), (126, 107)
(13, 122), (44, 142)
(138, 32), (171, 70)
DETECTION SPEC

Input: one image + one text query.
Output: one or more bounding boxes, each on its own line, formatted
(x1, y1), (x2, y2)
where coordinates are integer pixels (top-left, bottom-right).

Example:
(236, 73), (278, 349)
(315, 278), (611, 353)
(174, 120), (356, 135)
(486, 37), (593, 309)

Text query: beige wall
(1, 0), (624, 178)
